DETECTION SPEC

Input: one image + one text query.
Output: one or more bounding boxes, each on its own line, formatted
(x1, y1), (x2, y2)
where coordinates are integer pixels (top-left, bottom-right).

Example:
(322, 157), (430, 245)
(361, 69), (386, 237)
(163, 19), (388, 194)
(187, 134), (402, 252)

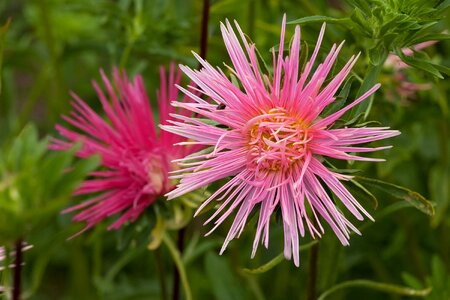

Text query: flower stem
(12, 239), (23, 300)
(154, 248), (168, 300)
(199, 0), (210, 61)
(171, 1), (209, 299)
(163, 234), (192, 300)
(306, 240), (320, 300)
(317, 280), (432, 300)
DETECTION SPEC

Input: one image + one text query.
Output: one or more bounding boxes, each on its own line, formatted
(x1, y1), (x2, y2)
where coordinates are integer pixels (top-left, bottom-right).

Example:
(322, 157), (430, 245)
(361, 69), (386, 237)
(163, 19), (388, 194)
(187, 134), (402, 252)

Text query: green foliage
(355, 176), (434, 216)
(0, 125), (99, 245)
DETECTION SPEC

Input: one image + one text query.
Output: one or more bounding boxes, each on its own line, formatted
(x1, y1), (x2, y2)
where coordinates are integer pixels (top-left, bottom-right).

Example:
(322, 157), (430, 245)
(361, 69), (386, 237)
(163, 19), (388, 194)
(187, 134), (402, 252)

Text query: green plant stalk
(162, 234), (192, 300)
(317, 279), (432, 300)
(104, 246), (145, 284)
(242, 240), (319, 274)
(38, 0), (65, 123)
(119, 41), (135, 69)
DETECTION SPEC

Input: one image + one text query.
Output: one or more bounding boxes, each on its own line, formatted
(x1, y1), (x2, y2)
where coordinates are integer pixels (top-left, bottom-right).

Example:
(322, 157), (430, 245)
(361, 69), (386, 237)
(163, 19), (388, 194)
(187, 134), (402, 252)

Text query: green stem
(119, 41), (135, 70)
(38, 0), (65, 123)
(163, 234), (192, 300)
(242, 240), (318, 274)
(317, 280), (432, 300)
(104, 246), (145, 284)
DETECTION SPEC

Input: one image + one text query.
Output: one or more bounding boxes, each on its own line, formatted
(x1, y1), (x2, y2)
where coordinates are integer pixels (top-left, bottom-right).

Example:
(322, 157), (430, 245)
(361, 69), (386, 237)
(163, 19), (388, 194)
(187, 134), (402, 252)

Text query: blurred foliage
(0, 0), (449, 299)
(0, 125), (99, 245)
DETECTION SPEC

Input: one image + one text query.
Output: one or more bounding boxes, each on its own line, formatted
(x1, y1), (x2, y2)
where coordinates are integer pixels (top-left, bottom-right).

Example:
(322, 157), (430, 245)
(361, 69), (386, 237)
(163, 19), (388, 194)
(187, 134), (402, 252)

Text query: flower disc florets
(246, 107), (310, 174)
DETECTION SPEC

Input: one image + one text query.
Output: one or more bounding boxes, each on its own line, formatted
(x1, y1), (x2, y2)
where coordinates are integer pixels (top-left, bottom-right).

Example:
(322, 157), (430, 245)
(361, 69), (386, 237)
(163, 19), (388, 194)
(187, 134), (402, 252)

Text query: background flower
(52, 64), (198, 232)
(163, 17), (400, 266)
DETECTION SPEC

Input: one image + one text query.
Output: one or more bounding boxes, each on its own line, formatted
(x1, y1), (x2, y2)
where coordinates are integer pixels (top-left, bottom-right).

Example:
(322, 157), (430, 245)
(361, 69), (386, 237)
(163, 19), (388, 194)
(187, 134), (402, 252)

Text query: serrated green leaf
(355, 176), (434, 216)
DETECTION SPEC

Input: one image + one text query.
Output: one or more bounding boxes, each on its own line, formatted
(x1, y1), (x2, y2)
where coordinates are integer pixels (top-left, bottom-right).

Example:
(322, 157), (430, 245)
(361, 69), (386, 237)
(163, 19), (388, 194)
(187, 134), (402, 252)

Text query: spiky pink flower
(52, 64), (197, 233)
(162, 17), (400, 266)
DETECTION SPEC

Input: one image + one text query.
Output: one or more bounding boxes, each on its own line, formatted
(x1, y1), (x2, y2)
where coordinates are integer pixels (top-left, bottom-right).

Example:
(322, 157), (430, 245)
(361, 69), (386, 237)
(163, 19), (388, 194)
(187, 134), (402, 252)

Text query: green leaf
(436, 0), (450, 11)
(395, 48), (444, 79)
(287, 16), (349, 25)
(351, 61), (384, 120)
(347, 179), (379, 209)
(318, 279), (432, 300)
(322, 76), (354, 117)
(354, 176), (434, 216)
(429, 165), (449, 227)
(147, 212), (165, 250)
(409, 33), (450, 46)
(401, 272), (424, 290)
(345, 0), (372, 13)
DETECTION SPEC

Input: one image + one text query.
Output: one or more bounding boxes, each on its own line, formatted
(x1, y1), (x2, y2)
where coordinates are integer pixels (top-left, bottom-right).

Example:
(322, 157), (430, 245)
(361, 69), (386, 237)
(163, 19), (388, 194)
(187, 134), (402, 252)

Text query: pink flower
(384, 41), (437, 70)
(162, 17), (400, 266)
(384, 41), (436, 102)
(52, 64), (197, 233)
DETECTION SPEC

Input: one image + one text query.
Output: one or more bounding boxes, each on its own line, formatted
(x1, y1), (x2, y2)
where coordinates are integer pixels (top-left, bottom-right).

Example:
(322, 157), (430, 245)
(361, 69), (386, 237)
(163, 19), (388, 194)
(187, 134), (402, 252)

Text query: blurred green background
(0, 0), (449, 299)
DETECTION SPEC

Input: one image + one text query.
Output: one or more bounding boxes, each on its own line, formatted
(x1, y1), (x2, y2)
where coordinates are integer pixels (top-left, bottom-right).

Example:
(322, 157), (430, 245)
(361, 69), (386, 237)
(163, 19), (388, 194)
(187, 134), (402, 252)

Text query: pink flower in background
(384, 41), (436, 102)
(384, 41), (437, 70)
(52, 64), (197, 232)
(162, 17), (400, 266)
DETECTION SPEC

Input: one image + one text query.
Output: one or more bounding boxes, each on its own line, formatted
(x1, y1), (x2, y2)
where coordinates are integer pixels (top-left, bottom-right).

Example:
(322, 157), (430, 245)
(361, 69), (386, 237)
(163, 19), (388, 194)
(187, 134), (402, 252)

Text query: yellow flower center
(246, 107), (310, 173)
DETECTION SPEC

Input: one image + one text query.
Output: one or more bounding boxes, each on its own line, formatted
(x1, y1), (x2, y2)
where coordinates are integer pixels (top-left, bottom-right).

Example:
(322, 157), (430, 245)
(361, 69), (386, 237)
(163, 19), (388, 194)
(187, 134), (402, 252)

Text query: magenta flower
(162, 17), (400, 266)
(52, 64), (197, 232)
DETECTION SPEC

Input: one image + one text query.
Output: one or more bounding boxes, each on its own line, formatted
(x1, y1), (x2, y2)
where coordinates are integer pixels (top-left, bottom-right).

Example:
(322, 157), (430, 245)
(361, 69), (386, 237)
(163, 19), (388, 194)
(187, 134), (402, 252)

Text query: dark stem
(199, 0), (210, 61)
(12, 239), (23, 300)
(306, 241), (320, 300)
(155, 248), (168, 300)
(171, 2), (209, 300)
(172, 229), (184, 300)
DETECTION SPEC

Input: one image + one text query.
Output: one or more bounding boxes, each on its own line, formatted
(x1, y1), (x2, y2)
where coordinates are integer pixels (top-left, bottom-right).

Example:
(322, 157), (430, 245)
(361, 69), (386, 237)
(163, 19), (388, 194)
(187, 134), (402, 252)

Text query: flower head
(52, 64), (197, 232)
(162, 16), (400, 266)
(384, 41), (436, 103)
